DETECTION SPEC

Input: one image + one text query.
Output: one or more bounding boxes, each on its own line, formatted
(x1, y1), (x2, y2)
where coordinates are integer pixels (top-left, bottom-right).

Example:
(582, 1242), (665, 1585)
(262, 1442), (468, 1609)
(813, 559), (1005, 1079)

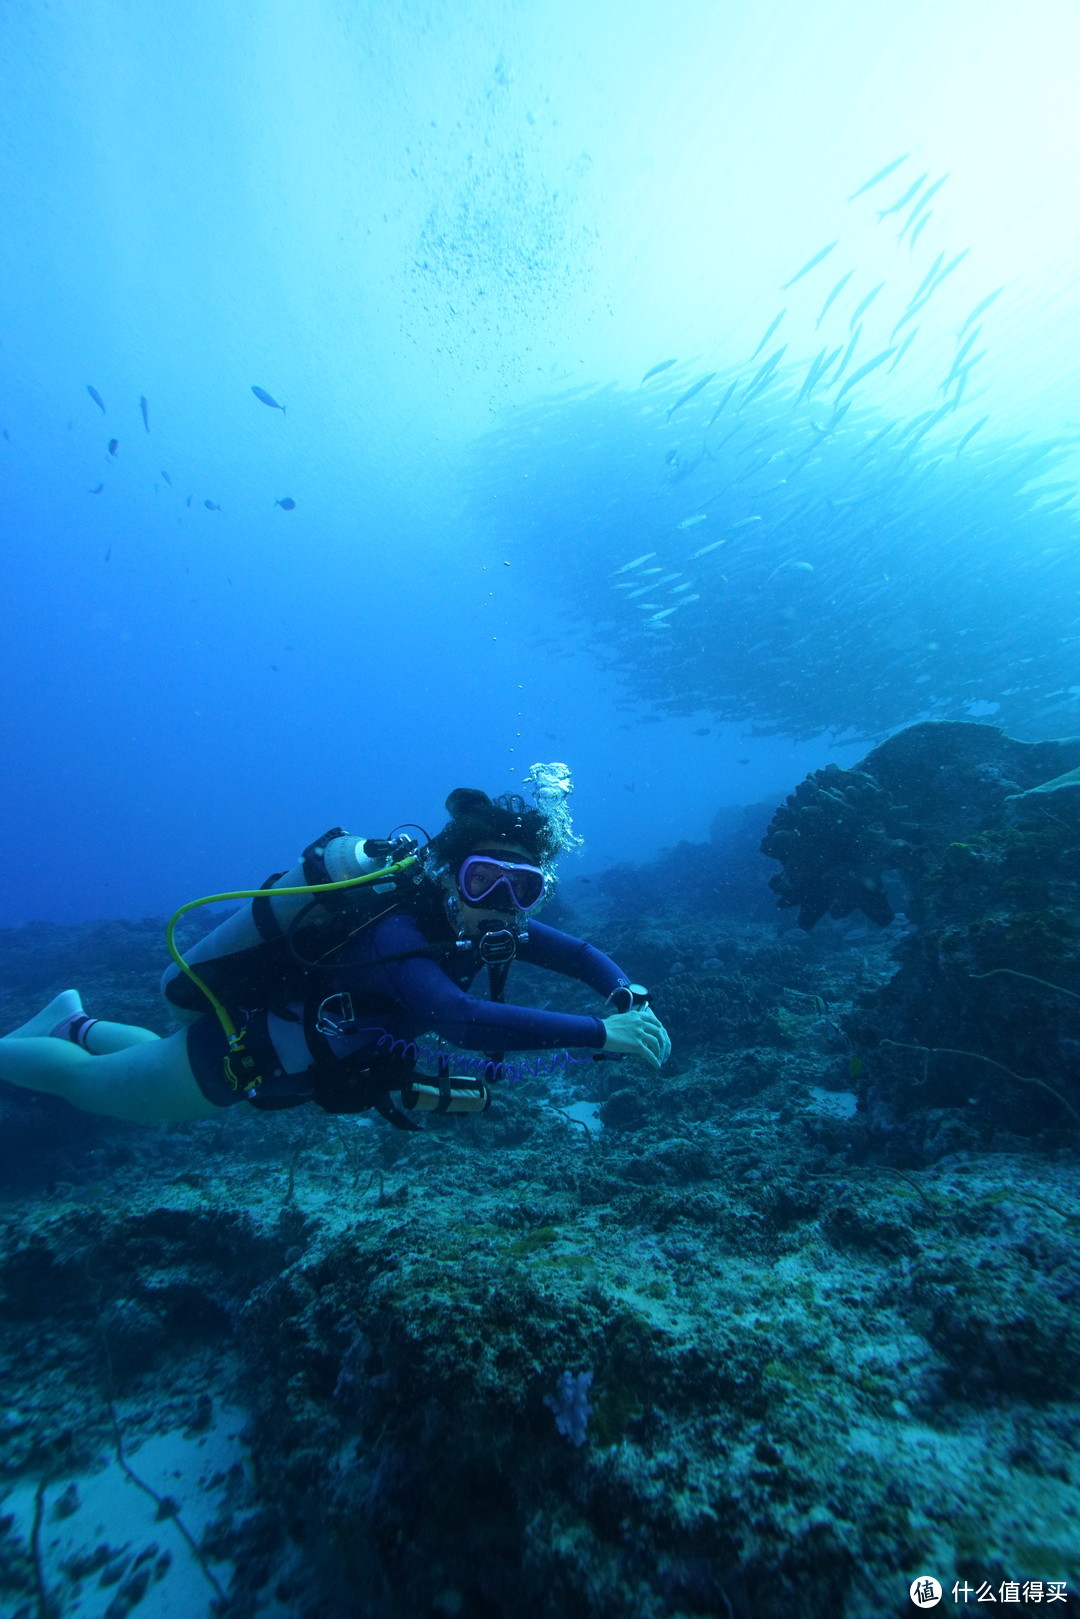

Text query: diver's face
(444, 843), (539, 935)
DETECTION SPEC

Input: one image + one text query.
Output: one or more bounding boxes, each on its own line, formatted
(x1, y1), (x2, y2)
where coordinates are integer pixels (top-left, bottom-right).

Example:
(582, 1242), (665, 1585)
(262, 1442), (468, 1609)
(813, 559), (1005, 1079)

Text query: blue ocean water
(5, 10), (1080, 1613)
(1, 0), (1077, 925)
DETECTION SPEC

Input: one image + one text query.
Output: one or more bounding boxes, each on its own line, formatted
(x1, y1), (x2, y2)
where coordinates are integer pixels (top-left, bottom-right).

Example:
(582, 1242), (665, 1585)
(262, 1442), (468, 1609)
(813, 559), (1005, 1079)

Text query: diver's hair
(426, 788), (557, 870)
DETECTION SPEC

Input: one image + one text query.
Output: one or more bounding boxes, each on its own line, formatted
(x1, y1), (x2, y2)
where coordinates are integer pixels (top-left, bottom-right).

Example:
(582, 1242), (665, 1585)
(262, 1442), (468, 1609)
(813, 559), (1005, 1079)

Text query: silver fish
(954, 415), (989, 454)
(832, 325), (862, 386)
(612, 552), (656, 575)
(742, 347), (786, 406)
(846, 153), (909, 201)
(907, 212), (933, 253)
(834, 347), (897, 404)
(958, 288), (1003, 338)
(899, 174), (948, 239)
(876, 172), (928, 221)
(667, 373), (716, 421)
(749, 309), (786, 361)
(780, 240), (839, 290)
(849, 282), (885, 330)
(815, 270), (854, 329)
(886, 328), (919, 373)
(909, 251), (944, 307)
(706, 379), (739, 428)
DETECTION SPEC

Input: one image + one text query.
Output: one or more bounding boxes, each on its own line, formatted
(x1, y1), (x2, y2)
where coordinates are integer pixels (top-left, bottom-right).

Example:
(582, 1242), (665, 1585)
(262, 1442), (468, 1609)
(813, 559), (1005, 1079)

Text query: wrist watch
(608, 983), (650, 1015)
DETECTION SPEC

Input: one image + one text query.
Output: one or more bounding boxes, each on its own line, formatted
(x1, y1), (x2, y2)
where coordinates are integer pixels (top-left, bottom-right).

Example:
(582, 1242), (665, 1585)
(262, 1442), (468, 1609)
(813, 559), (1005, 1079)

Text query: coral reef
(761, 764), (919, 928)
(761, 722), (1080, 930)
(763, 721), (1080, 1159)
(0, 789), (1078, 1615)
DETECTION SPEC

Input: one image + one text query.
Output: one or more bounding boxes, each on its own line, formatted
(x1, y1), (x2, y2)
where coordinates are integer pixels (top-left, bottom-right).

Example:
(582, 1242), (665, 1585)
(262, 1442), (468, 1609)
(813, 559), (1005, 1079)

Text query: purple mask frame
(457, 855), (547, 911)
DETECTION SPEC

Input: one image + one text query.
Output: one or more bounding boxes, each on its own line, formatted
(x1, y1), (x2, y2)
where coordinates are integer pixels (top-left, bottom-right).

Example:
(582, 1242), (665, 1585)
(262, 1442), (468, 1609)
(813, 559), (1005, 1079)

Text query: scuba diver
(0, 768), (671, 1129)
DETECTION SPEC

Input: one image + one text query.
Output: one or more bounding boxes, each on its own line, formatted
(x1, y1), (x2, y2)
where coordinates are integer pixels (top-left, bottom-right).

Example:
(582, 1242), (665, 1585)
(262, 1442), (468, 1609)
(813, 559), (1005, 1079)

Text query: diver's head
(425, 788), (553, 935)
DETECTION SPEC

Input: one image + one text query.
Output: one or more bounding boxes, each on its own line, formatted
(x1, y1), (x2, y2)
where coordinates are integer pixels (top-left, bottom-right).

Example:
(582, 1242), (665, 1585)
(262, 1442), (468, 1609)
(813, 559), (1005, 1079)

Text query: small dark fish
(186, 495), (192, 508)
(641, 358), (677, 384)
(815, 270), (854, 329)
(161, 470), (172, 486)
(781, 240), (838, 290)
(88, 483), (104, 494)
(958, 287), (1003, 338)
(693, 726), (711, 736)
(204, 499), (221, 511)
(846, 153), (909, 202)
(107, 439), (118, 457)
(251, 385), (286, 414)
(275, 497), (296, 510)
(1, 428), (9, 443)
(86, 384), (106, 413)
(139, 395), (149, 432)
(105, 547), (111, 561)
(271, 664), (280, 672)
(749, 309), (786, 361)
(667, 372), (716, 421)
(737, 758), (750, 765)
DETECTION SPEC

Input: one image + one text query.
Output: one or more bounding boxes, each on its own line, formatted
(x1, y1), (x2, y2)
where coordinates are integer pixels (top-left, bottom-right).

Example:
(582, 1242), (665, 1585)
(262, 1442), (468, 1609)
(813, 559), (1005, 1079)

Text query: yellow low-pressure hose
(165, 855), (419, 1044)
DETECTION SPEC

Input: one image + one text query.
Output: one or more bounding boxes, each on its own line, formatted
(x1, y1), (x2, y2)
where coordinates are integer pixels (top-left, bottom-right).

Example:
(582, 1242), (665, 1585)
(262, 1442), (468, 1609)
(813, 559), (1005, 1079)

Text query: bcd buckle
(316, 992), (357, 1037)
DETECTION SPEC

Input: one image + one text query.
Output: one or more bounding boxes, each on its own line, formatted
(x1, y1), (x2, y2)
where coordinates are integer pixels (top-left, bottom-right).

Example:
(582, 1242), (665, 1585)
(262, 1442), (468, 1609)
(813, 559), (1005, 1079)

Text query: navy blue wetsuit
(186, 906), (630, 1111)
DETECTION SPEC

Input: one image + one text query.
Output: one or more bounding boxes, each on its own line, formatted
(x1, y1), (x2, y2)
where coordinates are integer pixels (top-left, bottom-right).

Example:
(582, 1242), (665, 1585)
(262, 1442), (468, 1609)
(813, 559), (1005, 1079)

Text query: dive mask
(457, 855), (546, 912)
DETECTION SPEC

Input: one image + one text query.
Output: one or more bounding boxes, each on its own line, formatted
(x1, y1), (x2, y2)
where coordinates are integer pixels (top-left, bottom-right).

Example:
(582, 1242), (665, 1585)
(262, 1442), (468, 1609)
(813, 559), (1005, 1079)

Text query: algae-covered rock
(761, 722), (1080, 931)
(763, 723), (1080, 1155)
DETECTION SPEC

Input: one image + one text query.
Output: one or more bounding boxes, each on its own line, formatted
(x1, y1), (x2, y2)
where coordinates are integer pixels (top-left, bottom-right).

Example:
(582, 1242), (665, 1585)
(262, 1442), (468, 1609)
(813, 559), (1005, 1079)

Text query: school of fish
(476, 157), (1079, 741)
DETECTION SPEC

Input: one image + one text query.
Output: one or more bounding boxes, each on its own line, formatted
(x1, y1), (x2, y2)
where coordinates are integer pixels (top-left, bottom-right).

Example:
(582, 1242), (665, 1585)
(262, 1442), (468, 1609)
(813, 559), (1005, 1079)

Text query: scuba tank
(162, 829), (417, 1017)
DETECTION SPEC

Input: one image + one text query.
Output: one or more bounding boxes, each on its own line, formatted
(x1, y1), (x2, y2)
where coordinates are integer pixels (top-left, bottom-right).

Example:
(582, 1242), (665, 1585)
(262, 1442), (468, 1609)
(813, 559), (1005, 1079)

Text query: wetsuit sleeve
(368, 914), (607, 1052)
(516, 919), (630, 1000)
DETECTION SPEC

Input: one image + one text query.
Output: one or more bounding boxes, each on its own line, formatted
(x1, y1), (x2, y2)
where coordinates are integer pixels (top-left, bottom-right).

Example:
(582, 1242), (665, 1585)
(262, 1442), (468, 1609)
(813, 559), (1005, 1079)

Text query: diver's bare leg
(0, 1030), (220, 1124)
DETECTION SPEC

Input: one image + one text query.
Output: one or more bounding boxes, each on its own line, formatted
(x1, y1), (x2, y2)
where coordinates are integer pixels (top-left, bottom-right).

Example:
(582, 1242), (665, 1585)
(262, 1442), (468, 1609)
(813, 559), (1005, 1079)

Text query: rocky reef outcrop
(762, 722), (1080, 1161)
